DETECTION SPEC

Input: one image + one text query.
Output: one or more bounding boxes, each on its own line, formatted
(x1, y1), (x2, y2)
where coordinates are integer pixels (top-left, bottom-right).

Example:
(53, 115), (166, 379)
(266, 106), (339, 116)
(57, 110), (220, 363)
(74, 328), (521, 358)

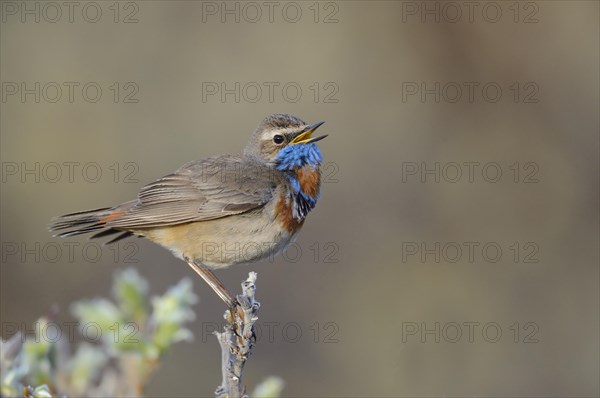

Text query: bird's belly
(141, 212), (296, 269)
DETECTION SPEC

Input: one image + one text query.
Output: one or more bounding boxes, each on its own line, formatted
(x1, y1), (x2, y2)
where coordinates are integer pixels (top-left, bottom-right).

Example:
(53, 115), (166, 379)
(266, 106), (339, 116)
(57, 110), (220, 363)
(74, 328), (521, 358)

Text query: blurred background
(1, 1), (598, 396)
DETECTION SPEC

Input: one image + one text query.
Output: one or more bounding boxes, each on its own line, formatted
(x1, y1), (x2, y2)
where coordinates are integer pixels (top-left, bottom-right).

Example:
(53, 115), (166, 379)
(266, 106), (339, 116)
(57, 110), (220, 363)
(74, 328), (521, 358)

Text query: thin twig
(215, 272), (260, 398)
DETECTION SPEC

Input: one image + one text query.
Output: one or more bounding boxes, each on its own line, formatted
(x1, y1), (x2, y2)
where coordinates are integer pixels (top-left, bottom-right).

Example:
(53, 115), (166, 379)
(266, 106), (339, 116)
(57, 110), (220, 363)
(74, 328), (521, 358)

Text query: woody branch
(214, 272), (260, 398)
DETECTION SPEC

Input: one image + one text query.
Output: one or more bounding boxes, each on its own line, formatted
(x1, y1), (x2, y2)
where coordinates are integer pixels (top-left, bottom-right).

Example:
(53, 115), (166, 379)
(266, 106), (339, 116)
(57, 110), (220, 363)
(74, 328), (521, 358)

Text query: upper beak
(290, 121), (327, 144)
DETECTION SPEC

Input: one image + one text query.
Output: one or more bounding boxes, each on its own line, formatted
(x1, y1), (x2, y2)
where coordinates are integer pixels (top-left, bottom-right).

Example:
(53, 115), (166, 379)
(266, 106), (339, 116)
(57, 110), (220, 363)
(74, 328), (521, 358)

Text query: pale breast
(141, 196), (295, 269)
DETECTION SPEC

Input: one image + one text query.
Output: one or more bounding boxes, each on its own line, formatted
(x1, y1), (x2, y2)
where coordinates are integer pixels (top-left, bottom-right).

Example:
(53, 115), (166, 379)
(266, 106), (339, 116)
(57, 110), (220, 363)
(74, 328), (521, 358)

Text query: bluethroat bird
(49, 114), (327, 308)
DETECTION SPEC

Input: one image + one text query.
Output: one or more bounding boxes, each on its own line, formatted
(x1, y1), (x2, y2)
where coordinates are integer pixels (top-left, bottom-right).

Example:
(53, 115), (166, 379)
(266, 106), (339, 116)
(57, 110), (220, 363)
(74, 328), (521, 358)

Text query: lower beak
(290, 121), (327, 144)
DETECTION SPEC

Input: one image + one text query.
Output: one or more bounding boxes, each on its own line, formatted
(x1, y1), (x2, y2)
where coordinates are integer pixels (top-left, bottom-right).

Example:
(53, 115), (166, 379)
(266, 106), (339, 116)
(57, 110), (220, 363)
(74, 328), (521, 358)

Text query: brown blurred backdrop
(1, 1), (598, 396)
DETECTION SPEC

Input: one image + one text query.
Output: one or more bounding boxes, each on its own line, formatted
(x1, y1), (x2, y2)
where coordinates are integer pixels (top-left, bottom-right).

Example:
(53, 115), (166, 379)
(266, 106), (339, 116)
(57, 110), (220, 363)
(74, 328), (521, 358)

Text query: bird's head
(244, 114), (327, 170)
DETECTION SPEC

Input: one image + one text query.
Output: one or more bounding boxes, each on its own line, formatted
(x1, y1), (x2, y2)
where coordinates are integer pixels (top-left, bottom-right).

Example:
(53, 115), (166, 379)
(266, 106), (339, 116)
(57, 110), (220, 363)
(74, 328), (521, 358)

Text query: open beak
(290, 121), (327, 144)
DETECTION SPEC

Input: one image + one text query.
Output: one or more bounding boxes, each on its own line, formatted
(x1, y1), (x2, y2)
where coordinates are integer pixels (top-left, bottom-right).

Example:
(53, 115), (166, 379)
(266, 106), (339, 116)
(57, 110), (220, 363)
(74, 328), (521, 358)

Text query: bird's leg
(185, 259), (237, 308)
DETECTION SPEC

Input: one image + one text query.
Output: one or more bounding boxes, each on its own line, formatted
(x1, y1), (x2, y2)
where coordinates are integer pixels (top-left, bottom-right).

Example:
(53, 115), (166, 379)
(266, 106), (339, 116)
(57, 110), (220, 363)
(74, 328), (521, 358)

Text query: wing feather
(106, 155), (278, 229)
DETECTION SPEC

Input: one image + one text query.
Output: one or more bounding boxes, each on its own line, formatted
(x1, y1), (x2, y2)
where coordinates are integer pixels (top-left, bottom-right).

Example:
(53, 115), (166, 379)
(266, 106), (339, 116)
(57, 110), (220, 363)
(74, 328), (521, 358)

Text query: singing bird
(49, 114), (327, 307)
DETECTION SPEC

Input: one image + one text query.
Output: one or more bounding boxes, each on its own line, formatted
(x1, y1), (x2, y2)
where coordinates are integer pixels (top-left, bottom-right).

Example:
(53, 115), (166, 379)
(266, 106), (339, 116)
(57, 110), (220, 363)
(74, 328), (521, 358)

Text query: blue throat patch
(275, 143), (323, 221)
(275, 143), (323, 171)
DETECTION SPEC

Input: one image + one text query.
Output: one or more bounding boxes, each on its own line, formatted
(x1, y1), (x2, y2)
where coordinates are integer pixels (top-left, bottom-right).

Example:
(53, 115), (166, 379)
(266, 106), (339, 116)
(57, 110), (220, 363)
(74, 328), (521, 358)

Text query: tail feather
(55, 224), (105, 237)
(59, 207), (113, 218)
(105, 231), (135, 244)
(49, 207), (134, 244)
(89, 228), (125, 239)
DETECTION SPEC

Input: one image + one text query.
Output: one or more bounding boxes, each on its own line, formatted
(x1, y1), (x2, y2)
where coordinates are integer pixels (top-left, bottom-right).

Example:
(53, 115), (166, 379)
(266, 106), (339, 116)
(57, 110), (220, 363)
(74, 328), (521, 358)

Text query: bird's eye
(273, 135), (285, 144)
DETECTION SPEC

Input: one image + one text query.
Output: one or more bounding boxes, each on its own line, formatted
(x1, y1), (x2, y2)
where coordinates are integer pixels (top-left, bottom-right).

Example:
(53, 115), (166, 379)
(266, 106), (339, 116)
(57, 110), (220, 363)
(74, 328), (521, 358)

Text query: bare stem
(215, 272), (260, 398)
